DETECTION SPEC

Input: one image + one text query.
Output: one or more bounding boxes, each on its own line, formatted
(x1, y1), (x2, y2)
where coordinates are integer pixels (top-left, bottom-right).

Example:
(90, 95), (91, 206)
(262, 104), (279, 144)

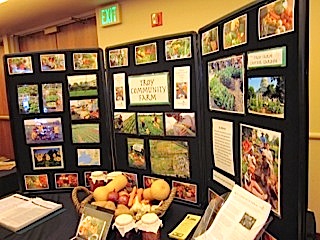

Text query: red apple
(107, 190), (119, 203)
(117, 195), (129, 206)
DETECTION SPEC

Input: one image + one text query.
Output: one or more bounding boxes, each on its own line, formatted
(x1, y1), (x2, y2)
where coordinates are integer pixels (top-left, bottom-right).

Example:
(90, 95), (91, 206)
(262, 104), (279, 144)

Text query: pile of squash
(91, 174), (171, 219)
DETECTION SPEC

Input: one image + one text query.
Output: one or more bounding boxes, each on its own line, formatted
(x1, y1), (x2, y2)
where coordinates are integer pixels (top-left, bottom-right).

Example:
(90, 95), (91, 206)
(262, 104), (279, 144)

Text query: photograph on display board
(113, 112), (137, 134)
(7, 56), (33, 75)
(113, 72), (126, 109)
(77, 148), (100, 166)
(240, 124), (281, 216)
(84, 171), (92, 187)
(149, 140), (190, 178)
(55, 173), (79, 189)
(17, 84), (40, 114)
(67, 74), (98, 97)
(123, 172), (139, 189)
(165, 36), (192, 60)
(24, 174), (49, 190)
(260, 231), (277, 240)
(31, 146), (64, 170)
(172, 180), (197, 203)
(259, 0), (294, 40)
(208, 54), (245, 114)
(202, 26), (219, 55)
(42, 83), (63, 113)
(24, 117), (63, 144)
(71, 123), (100, 144)
(109, 48), (129, 68)
(143, 175), (160, 188)
(174, 65), (191, 109)
(73, 53), (98, 70)
(75, 212), (107, 240)
(70, 98), (99, 120)
(223, 14), (247, 49)
(137, 113), (164, 136)
(247, 76), (285, 119)
(40, 54), (65, 71)
(127, 138), (146, 170)
(135, 42), (157, 65)
(165, 112), (196, 137)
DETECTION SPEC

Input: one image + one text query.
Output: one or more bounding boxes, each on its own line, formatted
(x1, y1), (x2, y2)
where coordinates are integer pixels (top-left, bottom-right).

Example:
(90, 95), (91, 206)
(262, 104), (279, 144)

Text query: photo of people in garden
(240, 124), (281, 216)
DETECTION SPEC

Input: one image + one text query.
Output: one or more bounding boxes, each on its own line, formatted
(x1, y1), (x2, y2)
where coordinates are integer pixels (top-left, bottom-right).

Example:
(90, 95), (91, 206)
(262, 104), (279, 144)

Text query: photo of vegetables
(31, 146), (64, 170)
(73, 52), (98, 70)
(24, 174), (49, 190)
(247, 76), (285, 118)
(17, 84), (40, 114)
(7, 56), (33, 75)
(202, 26), (219, 55)
(208, 55), (245, 114)
(68, 74), (98, 97)
(109, 48), (128, 68)
(70, 98), (99, 120)
(71, 123), (100, 143)
(40, 54), (65, 71)
(165, 36), (192, 60)
(172, 180), (197, 203)
(137, 113), (164, 136)
(135, 42), (157, 65)
(149, 140), (190, 178)
(223, 14), (247, 49)
(114, 112), (137, 134)
(127, 138), (146, 170)
(76, 213), (106, 240)
(240, 124), (281, 216)
(55, 173), (79, 188)
(259, 0), (294, 39)
(42, 83), (63, 113)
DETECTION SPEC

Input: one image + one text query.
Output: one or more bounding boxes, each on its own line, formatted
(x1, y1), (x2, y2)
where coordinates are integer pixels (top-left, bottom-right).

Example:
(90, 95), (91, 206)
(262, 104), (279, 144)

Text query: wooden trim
(309, 132), (320, 140)
(0, 115), (9, 120)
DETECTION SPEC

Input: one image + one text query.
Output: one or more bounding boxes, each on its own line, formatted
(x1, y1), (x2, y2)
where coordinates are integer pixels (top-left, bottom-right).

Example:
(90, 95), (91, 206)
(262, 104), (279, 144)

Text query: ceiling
(0, 0), (112, 37)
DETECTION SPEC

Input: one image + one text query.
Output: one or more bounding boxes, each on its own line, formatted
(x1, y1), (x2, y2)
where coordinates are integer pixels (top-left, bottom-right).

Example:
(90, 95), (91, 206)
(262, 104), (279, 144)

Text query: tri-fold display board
(4, 0), (308, 239)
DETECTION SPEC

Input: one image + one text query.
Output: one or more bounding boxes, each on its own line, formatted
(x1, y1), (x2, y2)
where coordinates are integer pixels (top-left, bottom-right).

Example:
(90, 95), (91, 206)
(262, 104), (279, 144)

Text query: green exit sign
(100, 3), (121, 27)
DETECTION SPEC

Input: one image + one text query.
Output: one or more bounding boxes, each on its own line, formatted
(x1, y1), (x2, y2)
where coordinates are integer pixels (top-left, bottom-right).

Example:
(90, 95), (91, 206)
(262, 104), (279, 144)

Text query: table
(0, 192), (204, 240)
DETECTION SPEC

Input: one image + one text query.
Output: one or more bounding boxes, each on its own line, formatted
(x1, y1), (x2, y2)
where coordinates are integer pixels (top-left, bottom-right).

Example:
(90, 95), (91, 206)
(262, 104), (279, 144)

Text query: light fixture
(0, 0), (8, 4)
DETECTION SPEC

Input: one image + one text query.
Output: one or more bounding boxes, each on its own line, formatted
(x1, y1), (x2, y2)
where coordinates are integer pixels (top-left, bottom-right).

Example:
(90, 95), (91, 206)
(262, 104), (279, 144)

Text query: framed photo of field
(113, 112), (137, 134)
(17, 84), (40, 114)
(54, 173), (79, 189)
(24, 174), (49, 190)
(67, 74), (98, 97)
(24, 117), (63, 144)
(165, 36), (192, 61)
(135, 42), (157, 65)
(149, 139), (190, 178)
(31, 145), (64, 170)
(71, 123), (100, 143)
(137, 113), (164, 136)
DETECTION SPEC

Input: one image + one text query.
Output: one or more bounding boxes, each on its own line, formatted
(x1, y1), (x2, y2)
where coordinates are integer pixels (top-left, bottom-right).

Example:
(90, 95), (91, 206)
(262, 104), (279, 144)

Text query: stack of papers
(0, 193), (63, 232)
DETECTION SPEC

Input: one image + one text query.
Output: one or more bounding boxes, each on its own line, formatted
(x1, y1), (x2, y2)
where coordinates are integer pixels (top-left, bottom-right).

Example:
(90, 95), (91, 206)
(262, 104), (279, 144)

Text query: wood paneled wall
(0, 16), (98, 159)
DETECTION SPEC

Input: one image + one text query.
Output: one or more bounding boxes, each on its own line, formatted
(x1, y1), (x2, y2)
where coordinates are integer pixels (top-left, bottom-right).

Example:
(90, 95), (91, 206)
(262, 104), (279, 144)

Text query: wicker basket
(71, 185), (177, 218)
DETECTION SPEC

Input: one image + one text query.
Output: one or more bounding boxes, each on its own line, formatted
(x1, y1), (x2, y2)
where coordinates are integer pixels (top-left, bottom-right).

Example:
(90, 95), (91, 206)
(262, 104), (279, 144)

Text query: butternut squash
(93, 174), (128, 201)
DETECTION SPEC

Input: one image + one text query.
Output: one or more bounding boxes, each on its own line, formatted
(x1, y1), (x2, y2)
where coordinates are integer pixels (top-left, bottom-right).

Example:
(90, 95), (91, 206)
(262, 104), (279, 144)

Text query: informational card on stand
(194, 185), (271, 240)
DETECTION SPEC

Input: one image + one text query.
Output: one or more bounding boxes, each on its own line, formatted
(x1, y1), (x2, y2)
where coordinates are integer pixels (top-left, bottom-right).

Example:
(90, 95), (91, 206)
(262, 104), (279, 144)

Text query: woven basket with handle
(71, 185), (177, 218)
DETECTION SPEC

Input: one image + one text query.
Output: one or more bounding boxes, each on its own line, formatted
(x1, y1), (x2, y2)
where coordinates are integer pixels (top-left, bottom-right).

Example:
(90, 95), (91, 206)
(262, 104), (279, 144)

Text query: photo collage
(108, 34), (200, 204)
(8, 52), (105, 191)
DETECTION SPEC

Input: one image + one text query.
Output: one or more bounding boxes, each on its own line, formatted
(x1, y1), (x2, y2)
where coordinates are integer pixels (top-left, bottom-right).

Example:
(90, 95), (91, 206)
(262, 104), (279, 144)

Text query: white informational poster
(113, 73), (126, 109)
(195, 184), (271, 240)
(212, 170), (235, 190)
(173, 66), (191, 109)
(212, 119), (235, 176)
